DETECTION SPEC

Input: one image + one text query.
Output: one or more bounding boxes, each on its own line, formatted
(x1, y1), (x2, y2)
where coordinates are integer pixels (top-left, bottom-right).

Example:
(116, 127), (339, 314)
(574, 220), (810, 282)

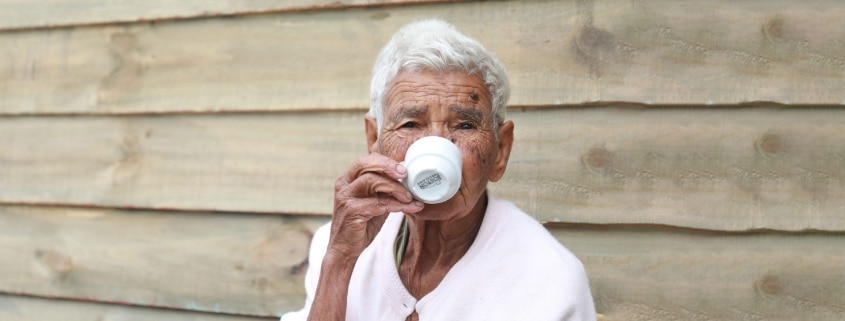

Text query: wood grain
(503, 107), (845, 231)
(551, 224), (845, 321)
(1, 107), (842, 231)
(3, 205), (842, 320)
(0, 294), (275, 321)
(0, 112), (366, 215)
(0, 0), (454, 31)
(2, 0), (845, 115)
(0, 205), (328, 317)
(5, 1), (844, 321)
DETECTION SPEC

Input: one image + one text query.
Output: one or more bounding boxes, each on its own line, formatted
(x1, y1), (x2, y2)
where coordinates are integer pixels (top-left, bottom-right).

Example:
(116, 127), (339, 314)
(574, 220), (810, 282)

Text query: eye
(400, 122), (418, 129)
(458, 122), (475, 130)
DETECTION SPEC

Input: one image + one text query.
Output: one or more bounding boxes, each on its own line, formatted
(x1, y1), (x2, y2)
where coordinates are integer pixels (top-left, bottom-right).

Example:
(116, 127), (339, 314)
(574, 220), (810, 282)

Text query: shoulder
(484, 195), (584, 271)
(475, 194), (588, 279)
(458, 194), (595, 319)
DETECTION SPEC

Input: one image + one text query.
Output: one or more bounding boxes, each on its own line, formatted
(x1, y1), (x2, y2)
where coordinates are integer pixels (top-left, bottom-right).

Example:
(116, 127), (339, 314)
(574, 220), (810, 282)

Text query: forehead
(384, 70), (491, 113)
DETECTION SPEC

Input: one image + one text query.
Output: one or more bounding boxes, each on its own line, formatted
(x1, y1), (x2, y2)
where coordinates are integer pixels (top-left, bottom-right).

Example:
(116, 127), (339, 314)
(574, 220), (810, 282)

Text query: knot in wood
(755, 133), (783, 155)
(573, 26), (616, 77)
(582, 147), (612, 169)
(252, 230), (310, 270)
(576, 26), (615, 54)
(756, 274), (782, 295)
(762, 17), (785, 41)
(35, 249), (75, 278)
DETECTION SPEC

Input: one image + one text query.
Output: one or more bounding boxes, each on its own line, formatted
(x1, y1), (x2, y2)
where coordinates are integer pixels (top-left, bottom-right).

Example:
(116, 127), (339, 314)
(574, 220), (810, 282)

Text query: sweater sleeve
(280, 222), (331, 321)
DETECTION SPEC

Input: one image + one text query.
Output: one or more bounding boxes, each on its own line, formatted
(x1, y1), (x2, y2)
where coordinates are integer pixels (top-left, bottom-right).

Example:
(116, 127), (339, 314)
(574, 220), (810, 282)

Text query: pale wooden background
(1, 0), (844, 320)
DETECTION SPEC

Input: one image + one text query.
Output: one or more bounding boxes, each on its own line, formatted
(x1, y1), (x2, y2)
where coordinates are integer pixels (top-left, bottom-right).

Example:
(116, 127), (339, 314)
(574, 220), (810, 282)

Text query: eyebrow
(452, 106), (486, 124)
(390, 106), (427, 125)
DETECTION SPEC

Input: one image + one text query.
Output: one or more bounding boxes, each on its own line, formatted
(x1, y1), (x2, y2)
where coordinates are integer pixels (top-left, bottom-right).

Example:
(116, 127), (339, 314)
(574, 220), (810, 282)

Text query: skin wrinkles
(389, 107), (427, 128)
(368, 70), (515, 308)
(452, 106), (486, 129)
(378, 71), (497, 222)
(310, 68), (514, 321)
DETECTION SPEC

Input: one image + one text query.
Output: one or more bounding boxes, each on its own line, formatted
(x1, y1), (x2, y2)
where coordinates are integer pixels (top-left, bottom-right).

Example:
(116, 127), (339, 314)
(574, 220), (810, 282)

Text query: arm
(306, 252), (358, 320)
(306, 153), (424, 321)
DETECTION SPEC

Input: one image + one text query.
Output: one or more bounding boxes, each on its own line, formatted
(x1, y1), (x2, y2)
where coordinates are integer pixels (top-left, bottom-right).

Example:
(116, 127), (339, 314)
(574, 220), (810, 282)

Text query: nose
(425, 122), (451, 140)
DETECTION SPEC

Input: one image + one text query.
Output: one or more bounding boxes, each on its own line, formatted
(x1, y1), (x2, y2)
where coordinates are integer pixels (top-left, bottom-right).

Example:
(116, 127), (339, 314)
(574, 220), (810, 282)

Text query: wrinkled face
(367, 70), (512, 220)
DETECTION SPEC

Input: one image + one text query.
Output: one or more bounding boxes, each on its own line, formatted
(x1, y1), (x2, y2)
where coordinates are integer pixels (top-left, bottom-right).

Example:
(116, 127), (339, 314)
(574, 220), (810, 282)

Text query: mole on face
(469, 92), (479, 101)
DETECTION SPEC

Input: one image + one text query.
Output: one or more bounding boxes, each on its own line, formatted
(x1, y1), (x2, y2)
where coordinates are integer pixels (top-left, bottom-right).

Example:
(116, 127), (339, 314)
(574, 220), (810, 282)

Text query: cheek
(378, 136), (413, 161)
(456, 135), (496, 179)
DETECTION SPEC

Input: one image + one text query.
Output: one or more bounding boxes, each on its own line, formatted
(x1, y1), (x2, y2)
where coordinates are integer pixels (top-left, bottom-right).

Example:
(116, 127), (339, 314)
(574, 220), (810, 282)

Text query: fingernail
(413, 201), (424, 207)
(396, 163), (407, 174)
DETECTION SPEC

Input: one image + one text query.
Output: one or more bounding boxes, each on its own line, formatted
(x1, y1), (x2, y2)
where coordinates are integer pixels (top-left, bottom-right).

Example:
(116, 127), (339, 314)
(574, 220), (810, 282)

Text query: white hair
(368, 19), (510, 134)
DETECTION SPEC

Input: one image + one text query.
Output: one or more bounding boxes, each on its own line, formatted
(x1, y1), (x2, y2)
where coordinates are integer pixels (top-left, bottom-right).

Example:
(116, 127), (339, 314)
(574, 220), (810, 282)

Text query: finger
(346, 172), (413, 203)
(343, 153), (407, 184)
(377, 193), (390, 206)
(341, 195), (425, 216)
(377, 196), (424, 214)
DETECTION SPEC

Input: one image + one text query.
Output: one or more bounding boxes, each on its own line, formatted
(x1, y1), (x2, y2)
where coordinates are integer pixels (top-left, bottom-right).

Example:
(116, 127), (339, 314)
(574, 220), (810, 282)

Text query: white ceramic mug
(402, 136), (462, 204)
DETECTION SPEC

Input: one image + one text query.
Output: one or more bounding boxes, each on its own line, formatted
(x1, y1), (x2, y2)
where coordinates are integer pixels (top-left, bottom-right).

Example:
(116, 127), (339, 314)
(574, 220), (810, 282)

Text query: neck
(398, 192), (488, 297)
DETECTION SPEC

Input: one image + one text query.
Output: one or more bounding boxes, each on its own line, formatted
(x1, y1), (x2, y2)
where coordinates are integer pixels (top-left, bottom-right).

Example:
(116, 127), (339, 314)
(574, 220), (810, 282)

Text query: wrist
(321, 250), (359, 273)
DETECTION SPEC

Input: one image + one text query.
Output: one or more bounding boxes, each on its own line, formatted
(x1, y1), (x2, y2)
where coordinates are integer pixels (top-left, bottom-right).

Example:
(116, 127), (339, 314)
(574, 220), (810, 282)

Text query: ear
(365, 115), (380, 153)
(489, 120), (514, 182)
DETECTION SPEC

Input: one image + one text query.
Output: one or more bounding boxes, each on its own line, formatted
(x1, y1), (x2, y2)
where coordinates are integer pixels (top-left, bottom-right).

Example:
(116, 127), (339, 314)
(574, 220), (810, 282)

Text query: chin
(411, 192), (476, 221)
(408, 202), (455, 221)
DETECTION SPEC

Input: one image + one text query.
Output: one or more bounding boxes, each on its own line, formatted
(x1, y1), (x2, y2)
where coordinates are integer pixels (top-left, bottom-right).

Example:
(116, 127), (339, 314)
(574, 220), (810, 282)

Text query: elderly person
(283, 19), (595, 321)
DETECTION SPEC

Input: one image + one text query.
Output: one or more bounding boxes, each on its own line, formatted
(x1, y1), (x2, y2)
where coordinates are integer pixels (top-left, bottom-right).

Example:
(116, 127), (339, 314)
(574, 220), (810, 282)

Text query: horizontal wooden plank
(9, 209), (839, 321)
(1, 108), (843, 231)
(0, 0), (451, 31)
(504, 107), (845, 231)
(2, 207), (842, 321)
(0, 205), (328, 317)
(0, 294), (275, 321)
(7, 207), (842, 321)
(552, 225), (845, 320)
(2, 0), (845, 115)
(0, 112), (366, 215)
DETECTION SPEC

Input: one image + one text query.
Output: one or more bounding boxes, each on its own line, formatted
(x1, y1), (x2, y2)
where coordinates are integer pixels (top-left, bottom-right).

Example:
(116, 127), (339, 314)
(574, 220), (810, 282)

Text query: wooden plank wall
(1, 0), (843, 320)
